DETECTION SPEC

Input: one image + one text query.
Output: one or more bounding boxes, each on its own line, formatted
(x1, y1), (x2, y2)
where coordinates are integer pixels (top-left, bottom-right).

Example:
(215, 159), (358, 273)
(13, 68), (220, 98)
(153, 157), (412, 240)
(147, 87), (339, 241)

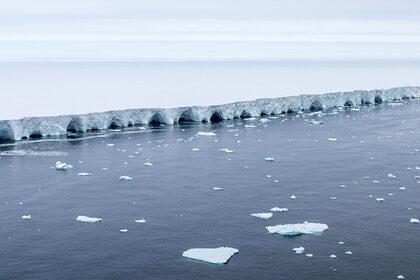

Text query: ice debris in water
(397, 275), (405, 279)
(388, 173), (396, 178)
(293, 247), (305, 254)
(251, 213), (273, 219)
(213, 187), (224, 191)
(55, 161), (73, 170)
(264, 157), (275, 162)
(144, 162), (153, 166)
(310, 120), (323, 125)
(120, 229), (128, 233)
(270, 207), (288, 212)
(135, 219), (146, 223)
(21, 215), (31, 220)
(330, 255), (337, 258)
(78, 172), (92, 176)
(376, 198), (384, 202)
(196, 132), (217, 137)
(182, 247), (239, 265)
(290, 195), (297, 199)
(266, 222), (329, 236)
(328, 138), (338, 142)
(410, 218), (419, 224)
(120, 176), (133, 181)
(77, 215), (102, 223)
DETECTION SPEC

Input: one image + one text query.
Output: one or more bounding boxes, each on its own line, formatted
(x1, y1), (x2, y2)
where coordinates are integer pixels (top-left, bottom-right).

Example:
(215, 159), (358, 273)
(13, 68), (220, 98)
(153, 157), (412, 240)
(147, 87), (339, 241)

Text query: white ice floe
(251, 213), (273, 219)
(266, 222), (329, 236)
(410, 218), (419, 224)
(196, 132), (217, 137)
(397, 275), (405, 279)
(192, 148), (200, 151)
(182, 247), (239, 265)
(290, 195), (297, 199)
(293, 247), (305, 254)
(264, 157), (275, 162)
(388, 173), (396, 178)
(55, 161), (73, 170)
(310, 120), (323, 125)
(120, 229), (128, 233)
(376, 198), (384, 202)
(77, 215), (102, 223)
(21, 214), (31, 220)
(144, 162), (153, 166)
(270, 207), (288, 212)
(120, 176), (133, 181)
(306, 254), (313, 257)
(78, 172), (92, 176)
(220, 148), (233, 153)
(135, 219), (146, 223)
(107, 143), (115, 147)
(345, 251), (353, 255)
(328, 138), (338, 142)
(213, 187), (224, 191)
(330, 255), (337, 258)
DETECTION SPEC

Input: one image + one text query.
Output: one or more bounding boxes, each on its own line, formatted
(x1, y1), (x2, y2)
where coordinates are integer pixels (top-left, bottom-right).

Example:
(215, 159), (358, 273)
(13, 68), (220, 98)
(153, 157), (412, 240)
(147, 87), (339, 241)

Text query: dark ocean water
(1, 102), (419, 280)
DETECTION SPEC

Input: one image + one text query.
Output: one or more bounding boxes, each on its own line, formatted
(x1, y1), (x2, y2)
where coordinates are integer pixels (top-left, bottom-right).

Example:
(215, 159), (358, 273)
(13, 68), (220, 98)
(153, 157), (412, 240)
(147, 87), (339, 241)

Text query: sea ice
(293, 247), (305, 254)
(144, 162), (153, 166)
(328, 138), (338, 142)
(213, 187), (224, 191)
(78, 172), (92, 176)
(251, 213), (273, 219)
(120, 229), (128, 233)
(397, 275), (405, 279)
(55, 161), (73, 170)
(410, 218), (419, 224)
(264, 157), (275, 162)
(266, 222), (329, 236)
(182, 247), (239, 265)
(270, 207), (288, 212)
(77, 215), (102, 223)
(135, 219), (146, 223)
(120, 176), (133, 181)
(21, 215), (31, 220)
(196, 132), (217, 137)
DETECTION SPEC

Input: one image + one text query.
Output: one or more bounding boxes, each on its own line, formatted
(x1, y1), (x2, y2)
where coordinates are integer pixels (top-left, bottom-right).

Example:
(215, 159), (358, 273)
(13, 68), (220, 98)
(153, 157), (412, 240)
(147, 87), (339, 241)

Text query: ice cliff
(1, 86), (419, 141)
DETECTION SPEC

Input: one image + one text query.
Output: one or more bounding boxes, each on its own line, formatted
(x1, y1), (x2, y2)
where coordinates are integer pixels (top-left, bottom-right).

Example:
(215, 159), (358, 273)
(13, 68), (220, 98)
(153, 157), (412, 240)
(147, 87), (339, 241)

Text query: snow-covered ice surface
(0, 86), (419, 141)
(182, 247), (239, 265)
(76, 215), (103, 223)
(266, 222), (329, 236)
(2, 99), (420, 279)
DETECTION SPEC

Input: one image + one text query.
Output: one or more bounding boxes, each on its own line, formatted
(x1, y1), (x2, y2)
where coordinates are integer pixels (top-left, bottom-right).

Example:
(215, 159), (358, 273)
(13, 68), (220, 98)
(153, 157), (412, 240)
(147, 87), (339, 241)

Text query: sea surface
(0, 102), (420, 279)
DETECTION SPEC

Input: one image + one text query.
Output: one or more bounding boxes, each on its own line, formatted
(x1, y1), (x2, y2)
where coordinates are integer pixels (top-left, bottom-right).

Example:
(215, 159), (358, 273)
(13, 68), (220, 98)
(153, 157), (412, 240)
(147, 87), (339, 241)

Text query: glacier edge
(1, 86), (419, 141)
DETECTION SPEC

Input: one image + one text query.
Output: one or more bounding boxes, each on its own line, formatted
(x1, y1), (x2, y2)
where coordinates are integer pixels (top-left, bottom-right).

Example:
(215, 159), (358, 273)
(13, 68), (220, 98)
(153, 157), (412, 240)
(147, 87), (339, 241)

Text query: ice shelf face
(1, 86), (419, 141)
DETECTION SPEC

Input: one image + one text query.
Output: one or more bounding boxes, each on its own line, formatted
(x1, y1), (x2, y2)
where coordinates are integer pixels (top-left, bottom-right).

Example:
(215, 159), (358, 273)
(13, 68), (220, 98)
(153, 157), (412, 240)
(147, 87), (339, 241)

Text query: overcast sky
(1, 0), (420, 120)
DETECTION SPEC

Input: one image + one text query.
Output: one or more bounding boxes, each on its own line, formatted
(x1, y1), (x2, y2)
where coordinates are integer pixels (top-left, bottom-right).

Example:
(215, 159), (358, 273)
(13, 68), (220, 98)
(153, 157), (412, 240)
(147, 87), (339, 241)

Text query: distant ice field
(0, 101), (420, 279)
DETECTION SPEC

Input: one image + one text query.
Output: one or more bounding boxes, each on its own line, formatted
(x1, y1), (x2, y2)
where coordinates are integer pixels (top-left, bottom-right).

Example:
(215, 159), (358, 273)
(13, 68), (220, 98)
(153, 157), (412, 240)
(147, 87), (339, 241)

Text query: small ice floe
(306, 254), (313, 257)
(310, 120), (323, 125)
(397, 275), (405, 279)
(55, 161), (73, 171)
(213, 187), (224, 191)
(388, 173), (396, 178)
(182, 247), (239, 265)
(290, 195), (297, 199)
(245, 125), (256, 128)
(243, 117), (257, 121)
(345, 251), (353, 255)
(251, 213), (273, 219)
(260, 118), (270, 123)
(266, 222), (328, 236)
(144, 162), (153, 166)
(77, 215), (102, 223)
(192, 148), (200, 152)
(376, 198), (384, 202)
(293, 247), (305, 254)
(338, 241), (345, 245)
(270, 207), (288, 212)
(78, 172), (92, 176)
(264, 157), (275, 162)
(410, 218), (419, 224)
(399, 187), (406, 190)
(21, 214), (31, 220)
(107, 143), (115, 147)
(102, 168), (109, 171)
(330, 255), (337, 258)
(330, 196), (337, 200)
(120, 229), (128, 233)
(339, 184), (346, 188)
(328, 138), (338, 142)
(119, 176), (133, 181)
(196, 132), (217, 137)
(135, 219), (146, 223)
(220, 148), (233, 153)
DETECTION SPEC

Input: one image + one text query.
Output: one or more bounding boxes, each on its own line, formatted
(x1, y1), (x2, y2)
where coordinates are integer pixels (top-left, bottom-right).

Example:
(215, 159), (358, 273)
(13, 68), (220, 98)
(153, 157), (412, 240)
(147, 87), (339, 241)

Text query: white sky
(0, 0), (419, 119)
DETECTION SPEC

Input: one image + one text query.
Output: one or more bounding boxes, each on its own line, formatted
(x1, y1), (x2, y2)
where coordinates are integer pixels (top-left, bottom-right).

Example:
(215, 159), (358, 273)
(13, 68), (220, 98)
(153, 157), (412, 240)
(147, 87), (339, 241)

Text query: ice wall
(1, 86), (419, 141)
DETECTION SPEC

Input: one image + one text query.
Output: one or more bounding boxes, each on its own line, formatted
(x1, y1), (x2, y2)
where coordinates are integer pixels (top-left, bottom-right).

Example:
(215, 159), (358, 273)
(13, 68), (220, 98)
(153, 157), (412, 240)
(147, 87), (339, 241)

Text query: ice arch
(210, 111), (223, 123)
(344, 100), (354, 107)
(178, 109), (195, 123)
(309, 100), (323, 111)
(148, 112), (166, 127)
(67, 118), (84, 133)
(29, 131), (43, 139)
(374, 95), (383, 104)
(0, 123), (15, 141)
(108, 118), (124, 129)
(240, 110), (252, 119)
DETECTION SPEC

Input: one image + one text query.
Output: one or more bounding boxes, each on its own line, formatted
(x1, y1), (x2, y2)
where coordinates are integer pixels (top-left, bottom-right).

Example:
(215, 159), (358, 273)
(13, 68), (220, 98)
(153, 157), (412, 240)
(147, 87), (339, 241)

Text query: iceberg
(76, 215), (102, 223)
(266, 222), (329, 236)
(410, 218), (419, 224)
(1, 86), (418, 141)
(251, 212), (273, 219)
(182, 247), (239, 265)
(55, 161), (73, 171)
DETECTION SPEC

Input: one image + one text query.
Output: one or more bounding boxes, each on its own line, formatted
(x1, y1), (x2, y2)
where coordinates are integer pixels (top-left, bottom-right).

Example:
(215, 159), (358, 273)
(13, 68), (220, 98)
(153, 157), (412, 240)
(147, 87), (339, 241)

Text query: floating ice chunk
(135, 219), (146, 223)
(144, 162), (153, 166)
(293, 247), (305, 254)
(102, 168), (109, 171)
(266, 222), (328, 236)
(290, 195), (297, 199)
(107, 144), (115, 147)
(120, 229), (128, 233)
(220, 148), (233, 153)
(310, 120), (323, 125)
(328, 138), (338, 142)
(397, 275), (405, 279)
(410, 218), (419, 224)
(182, 247), (239, 265)
(330, 255), (337, 258)
(388, 173), (396, 178)
(55, 161), (73, 170)
(196, 132), (217, 137)
(77, 215), (102, 223)
(245, 125), (256, 128)
(78, 172), (92, 176)
(192, 148), (200, 151)
(260, 118), (270, 123)
(21, 214), (31, 220)
(119, 176), (133, 181)
(213, 187), (224, 191)
(376, 198), (384, 202)
(251, 213), (273, 219)
(399, 187), (406, 190)
(306, 254), (313, 257)
(345, 251), (353, 255)
(264, 157), (275, 162)
(270, 207), (288, 212)
(243, 117), (256, 121)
